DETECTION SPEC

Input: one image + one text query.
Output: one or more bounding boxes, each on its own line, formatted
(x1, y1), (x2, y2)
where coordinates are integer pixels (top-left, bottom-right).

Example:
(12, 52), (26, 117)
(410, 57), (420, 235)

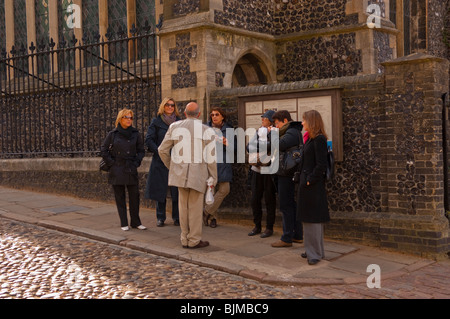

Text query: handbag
(277, 129), (303, 176)
(99, 132), (115, 172)
(278, 145), (303, 176)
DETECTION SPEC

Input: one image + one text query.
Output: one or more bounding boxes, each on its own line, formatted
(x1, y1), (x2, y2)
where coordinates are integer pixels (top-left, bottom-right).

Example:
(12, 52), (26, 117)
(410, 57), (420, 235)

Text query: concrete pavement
(0, 185), (440, 287)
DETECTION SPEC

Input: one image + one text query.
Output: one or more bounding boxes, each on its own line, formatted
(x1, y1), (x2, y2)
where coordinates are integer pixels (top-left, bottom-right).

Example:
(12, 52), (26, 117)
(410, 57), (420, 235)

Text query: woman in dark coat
(297, 110), (330, 265)
(101, 108), (146, 231)
(271, 110), (303, 248)
(203, 106), (235, 228)
(144, 97), (181, 227)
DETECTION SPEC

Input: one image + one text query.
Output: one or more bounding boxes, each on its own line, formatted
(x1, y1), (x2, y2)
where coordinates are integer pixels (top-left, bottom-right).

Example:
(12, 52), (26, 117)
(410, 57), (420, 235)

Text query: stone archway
(232, 53), (272, 87)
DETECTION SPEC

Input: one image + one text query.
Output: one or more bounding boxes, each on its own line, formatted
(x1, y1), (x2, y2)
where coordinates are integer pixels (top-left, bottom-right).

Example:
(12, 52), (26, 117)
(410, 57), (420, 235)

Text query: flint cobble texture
(1, 218), (450, 299)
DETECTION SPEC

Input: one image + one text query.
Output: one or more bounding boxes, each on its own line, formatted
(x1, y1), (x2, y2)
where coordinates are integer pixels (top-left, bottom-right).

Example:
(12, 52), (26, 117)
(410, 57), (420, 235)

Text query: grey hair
(185, 104), (200, 117)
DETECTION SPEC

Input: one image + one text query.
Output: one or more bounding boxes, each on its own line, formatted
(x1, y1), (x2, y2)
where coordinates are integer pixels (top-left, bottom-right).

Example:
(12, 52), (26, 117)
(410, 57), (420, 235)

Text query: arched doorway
(232, 53), (271, 87)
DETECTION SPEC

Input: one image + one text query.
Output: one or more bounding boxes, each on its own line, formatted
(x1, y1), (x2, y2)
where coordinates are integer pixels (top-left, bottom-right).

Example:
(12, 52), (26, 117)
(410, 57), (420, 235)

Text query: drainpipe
(443, 92), (450, 216)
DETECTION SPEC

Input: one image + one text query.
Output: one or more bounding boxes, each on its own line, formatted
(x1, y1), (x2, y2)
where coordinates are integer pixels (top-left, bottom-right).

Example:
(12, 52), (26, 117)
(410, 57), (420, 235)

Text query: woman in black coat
(144, 98), (181, 227)
(101, 108), (146, 231)
(297, 110), (330, 265)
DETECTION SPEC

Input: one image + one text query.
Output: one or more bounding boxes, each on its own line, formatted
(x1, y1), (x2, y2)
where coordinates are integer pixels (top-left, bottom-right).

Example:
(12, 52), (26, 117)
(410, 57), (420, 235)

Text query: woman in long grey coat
(296, 110), (330, 265)
(144, 98), (181, 227)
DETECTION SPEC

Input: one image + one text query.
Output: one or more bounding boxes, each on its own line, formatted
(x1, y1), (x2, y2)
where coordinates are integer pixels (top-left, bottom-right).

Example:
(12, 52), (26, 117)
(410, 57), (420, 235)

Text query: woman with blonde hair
(101, 108), (146, 231)
(297, 110), (330, 265)
(144, 98), (181, 227)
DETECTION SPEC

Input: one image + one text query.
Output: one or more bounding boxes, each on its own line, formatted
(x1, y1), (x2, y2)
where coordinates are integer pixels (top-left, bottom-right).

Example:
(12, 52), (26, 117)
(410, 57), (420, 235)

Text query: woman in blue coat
(203, 107), (236, 228)
(144, 98), (181, 227)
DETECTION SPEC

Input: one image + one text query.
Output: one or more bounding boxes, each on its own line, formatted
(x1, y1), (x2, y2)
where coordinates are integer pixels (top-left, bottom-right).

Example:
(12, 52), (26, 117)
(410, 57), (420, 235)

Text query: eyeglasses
(122, 116), (133, 120)
(165, 103), (175, 107)
(210, 113), (221, 117)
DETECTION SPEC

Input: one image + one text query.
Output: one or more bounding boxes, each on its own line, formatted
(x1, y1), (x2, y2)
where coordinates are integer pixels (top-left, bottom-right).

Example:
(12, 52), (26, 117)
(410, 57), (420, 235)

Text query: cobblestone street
(1, 218), (449, 300)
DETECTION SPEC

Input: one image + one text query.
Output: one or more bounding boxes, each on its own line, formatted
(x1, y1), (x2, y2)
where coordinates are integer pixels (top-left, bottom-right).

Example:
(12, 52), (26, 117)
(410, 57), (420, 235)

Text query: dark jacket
(296, 134), (330, 223)
(276, 121), (303, 176)
(101, 127), (145, 185)
(144, 115), (181, 202)
(207, 121), (236, 183)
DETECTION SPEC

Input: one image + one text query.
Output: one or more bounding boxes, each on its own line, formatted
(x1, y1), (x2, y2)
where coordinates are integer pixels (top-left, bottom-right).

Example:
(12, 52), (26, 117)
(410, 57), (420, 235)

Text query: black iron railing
(0, 24), (160, 159)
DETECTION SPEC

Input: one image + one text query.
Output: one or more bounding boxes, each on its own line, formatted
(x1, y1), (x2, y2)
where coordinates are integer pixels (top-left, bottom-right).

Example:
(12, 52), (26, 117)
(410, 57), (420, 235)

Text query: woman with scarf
(101, 108), (146, 231)
(297, 110), (330, 265)
(144, 98), (182, 227)
(203, 106), (235, 228)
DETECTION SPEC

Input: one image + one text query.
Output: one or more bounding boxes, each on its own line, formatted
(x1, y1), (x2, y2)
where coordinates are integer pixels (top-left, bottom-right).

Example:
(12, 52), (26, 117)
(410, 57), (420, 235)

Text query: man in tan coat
(158, 102), (218, 248)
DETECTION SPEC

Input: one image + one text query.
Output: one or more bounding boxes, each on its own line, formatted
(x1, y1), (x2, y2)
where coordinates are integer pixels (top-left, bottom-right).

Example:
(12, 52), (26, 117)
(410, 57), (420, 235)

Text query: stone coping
(210, 73), (384, 98)
(0, 157), (152, 173)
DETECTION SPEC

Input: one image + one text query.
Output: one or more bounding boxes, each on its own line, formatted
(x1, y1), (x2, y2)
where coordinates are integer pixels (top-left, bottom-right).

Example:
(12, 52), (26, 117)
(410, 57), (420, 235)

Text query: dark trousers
(113, 184), (141, 227)
(156, 187), (179, 222)
(277, 175), (303, 243)
(251, 170), (276, 230)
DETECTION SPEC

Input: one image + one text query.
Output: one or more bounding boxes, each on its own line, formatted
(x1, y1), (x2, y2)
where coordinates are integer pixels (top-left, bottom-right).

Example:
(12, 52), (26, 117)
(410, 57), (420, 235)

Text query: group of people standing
(101, 98), (330, 265)
(247, 109), (330, 265)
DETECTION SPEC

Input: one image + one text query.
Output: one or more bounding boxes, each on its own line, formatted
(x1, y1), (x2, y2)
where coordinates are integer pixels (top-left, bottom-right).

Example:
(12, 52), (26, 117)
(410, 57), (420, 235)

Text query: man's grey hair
(185, 104), (200, 117)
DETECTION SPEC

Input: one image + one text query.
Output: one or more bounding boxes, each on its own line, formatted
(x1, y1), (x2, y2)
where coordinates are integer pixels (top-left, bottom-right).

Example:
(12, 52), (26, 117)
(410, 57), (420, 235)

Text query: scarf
(303, 131), (309, 144)
(279, 121), (290, 137)
(162, 113), (177, 126)
(212, 121), (224, 129)
(117, 123), (133, 139)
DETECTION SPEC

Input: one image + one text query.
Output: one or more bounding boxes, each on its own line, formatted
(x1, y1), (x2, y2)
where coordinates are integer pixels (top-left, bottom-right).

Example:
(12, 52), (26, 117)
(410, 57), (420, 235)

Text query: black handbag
(99, 158), (110, 172)
(277, 129), (303, 176)
(99, 133), (115, 172)
(278, 145), (303, 176)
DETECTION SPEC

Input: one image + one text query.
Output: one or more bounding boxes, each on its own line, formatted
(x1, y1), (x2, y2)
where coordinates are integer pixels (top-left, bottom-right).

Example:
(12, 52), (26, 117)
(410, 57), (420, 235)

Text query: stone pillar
(4, 0), (14, 54)
(98, 0), (108, 61)
(4, 0), (14, 80)
(73, 0), (83, 43)
(48, 0), (58, 72)
(25, 0), (37, 73)
(159, 1), (211, 117)
(126, 0), (136, 63)
(346, 0), (398, 75)
(381, 53), (450, 257)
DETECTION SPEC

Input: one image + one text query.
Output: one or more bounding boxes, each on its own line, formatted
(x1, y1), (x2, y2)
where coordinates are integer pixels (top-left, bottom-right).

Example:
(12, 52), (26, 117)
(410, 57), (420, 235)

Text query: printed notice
(297, 96), (332, 139)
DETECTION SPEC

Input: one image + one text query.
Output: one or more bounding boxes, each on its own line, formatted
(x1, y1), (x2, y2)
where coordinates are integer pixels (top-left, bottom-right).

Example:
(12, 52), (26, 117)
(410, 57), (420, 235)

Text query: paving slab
(41, 205), (89, 214)
(329, 254), (407, 276)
